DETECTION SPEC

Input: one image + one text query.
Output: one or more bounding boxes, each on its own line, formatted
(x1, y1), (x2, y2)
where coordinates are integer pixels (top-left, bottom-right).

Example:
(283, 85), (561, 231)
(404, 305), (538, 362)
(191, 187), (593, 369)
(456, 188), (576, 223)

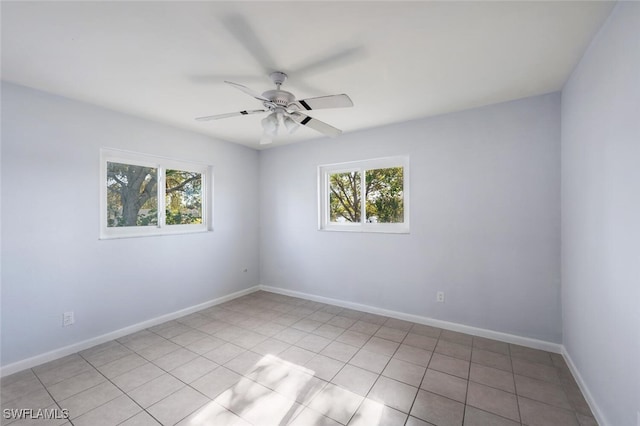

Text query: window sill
(319, 225), (409, 234)
(99, 226), (211, 240)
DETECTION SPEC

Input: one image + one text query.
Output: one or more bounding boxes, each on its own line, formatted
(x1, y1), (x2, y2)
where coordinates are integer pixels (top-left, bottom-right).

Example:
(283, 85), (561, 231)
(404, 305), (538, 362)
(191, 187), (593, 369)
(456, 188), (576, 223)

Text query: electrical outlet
(63, 311), (74, 327)
(436, 291), (445, 303)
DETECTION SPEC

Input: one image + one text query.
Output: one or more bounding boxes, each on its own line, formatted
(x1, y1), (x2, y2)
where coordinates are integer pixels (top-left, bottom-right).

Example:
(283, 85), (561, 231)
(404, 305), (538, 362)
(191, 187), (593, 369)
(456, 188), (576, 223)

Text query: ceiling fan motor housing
(262, 90), (296, 109)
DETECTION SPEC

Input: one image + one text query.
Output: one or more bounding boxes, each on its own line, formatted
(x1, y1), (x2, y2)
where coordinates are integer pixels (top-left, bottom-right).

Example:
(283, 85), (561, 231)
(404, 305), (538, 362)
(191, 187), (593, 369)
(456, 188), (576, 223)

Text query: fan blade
(225, 81), (269, 102)
(290, 46), (366, 76)
(195, 109), (265, 122)
(293, 94), (353, 111)
(290, 112), (342, 137)
(222, 14), (277, 74)
(189, 74), (267, 85)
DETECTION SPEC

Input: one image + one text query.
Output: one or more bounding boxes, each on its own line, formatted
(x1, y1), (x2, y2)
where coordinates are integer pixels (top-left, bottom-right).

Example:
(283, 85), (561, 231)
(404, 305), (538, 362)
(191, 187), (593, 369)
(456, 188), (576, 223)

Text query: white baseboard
(0, 285), (260, 377)
(259, 284), (563, 353)
(562, 347), (608, 426)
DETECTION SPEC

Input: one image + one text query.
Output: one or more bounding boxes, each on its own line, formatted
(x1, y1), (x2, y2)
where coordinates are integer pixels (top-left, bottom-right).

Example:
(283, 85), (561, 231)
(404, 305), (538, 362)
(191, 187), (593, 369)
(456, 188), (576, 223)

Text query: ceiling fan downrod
(269, 71), (288, 89)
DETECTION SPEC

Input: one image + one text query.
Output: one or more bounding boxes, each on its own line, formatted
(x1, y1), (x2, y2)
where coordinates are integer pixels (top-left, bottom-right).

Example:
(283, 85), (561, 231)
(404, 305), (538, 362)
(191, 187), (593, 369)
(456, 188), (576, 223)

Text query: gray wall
(260, 93), (562, 343)
(561, 3), (640, 426)
(1, 83), (260, 365)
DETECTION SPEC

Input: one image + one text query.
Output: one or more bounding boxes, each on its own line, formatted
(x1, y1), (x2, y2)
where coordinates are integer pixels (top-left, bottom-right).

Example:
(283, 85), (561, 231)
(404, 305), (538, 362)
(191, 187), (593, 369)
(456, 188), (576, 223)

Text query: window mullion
(360, 168), (366, 224)
(158, 167), (165, 228)
(323, 171), (329, 227)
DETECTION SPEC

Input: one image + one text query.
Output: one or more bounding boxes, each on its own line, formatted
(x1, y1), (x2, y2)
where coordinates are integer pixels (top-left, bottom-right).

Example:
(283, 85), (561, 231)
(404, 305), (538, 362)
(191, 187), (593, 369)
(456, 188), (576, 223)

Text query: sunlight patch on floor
(348, 398), (385, 425)
(186, 400), (249, 426)
(185, 353), (388, 425)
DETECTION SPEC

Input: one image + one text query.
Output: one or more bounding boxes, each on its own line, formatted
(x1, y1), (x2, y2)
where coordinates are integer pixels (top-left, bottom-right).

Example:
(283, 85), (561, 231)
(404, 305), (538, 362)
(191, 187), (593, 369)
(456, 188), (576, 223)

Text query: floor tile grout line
(110, 320), (259, 426)
(278, 305), (390, 424)
(402, 329), (442, 425)
(78, 320), (238, 425)
(74, 350), (153, 426)
(331, 328), (385, 426)
(21, 367), (71, 426)
(403, 335), (433, 425)
(461, 334), (473, 425)
(338, 328), (413, 424)
(20, 343), (152, 424)
(508, 342), (524, 425)
(27, 356), (100, 391)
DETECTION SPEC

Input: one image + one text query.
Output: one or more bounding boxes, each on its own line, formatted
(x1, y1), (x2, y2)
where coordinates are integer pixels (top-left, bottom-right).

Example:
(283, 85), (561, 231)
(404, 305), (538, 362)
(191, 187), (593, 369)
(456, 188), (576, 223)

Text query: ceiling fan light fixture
(261, 112), (279, 136)
(283, 115), (299, 134)
(260, 133), (273, 145)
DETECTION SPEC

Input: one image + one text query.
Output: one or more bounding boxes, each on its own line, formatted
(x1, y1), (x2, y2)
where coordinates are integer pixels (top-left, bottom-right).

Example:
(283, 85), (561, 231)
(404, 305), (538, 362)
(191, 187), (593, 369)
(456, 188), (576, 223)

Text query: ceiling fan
(195, 71), (353, 145)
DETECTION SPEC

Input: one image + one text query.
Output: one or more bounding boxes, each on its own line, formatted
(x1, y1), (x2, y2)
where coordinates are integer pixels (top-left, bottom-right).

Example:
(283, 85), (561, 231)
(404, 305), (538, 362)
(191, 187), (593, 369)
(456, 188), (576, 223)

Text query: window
(100, 149), (211, 238)
(318, 156), (409, 233)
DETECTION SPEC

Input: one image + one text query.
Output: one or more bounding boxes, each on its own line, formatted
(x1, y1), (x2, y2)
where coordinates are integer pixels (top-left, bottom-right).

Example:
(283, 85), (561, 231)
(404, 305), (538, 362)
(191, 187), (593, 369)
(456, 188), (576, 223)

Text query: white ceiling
(1, 1), (615, 149)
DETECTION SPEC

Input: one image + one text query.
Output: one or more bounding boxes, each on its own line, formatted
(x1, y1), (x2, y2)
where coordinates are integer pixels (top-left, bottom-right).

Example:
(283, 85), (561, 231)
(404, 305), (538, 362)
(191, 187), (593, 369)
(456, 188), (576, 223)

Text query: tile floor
(1, 291), (597, 426)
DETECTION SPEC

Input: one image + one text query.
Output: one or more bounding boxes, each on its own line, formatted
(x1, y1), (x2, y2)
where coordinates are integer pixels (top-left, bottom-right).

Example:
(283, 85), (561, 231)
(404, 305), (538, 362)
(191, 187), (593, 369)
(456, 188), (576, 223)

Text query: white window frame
(100, 148), (213, 239)
(318, 156), (410, 233)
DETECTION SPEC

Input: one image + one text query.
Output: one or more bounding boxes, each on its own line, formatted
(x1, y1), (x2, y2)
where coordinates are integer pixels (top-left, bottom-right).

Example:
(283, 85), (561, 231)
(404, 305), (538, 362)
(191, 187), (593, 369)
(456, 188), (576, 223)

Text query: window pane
(329, 171), (361, 223)
(106, 162), (158, 227)
(365, 167), (404, 223)
(165, 169), (202, 225)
